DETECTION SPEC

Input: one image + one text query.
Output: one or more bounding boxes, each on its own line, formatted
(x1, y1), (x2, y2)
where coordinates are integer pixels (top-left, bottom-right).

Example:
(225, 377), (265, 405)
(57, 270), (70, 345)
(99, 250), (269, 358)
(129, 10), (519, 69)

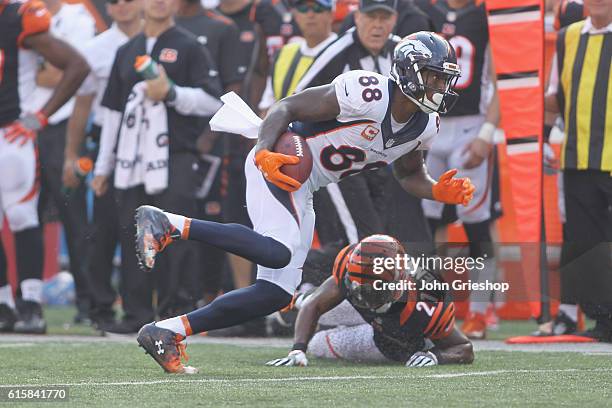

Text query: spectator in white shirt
(32, 0), (96, 325)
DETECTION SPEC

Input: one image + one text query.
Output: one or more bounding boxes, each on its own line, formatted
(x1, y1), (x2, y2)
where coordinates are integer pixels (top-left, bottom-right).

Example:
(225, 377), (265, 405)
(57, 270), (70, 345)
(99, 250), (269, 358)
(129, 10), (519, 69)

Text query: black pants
(115, 152), (200, 324)
(87, 126), (121, 321)
(37, 120), (91, 312)
(88, 178), (120, 320)
(562, 169), (612, 320)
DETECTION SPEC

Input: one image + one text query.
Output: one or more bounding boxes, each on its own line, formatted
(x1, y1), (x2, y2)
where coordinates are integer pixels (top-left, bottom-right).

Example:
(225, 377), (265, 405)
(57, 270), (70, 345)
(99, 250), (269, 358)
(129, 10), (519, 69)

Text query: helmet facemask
(344, 275), (403, 313)
(390, 32), (462, 114)
(392, 60), (460, 114)
(342, 235), (408, 313)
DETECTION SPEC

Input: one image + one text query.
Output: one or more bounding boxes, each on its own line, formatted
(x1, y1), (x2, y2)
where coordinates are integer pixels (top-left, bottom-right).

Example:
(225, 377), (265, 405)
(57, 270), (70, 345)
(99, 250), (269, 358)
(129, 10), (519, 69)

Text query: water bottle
(62, 156), (94, 196)
(134, 55), (159, 80)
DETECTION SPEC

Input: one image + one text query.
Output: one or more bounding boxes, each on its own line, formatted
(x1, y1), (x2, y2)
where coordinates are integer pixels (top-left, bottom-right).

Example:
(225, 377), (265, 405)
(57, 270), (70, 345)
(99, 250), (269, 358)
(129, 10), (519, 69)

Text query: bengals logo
(159, 48), (178, 63)
(361, 125), (379, 141)
(240, 30), (255, 43)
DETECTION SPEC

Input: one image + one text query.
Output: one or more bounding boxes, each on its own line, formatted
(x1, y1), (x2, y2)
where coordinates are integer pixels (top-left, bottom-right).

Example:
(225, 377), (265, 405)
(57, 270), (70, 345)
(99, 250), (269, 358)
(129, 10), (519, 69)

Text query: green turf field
(1, 340), (611, 407)
(1, 306), (611, 407)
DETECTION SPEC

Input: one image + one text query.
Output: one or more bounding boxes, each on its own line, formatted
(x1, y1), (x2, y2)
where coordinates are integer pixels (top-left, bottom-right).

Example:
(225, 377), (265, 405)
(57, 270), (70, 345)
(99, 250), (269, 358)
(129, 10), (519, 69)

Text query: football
(273, 131), (313, 184)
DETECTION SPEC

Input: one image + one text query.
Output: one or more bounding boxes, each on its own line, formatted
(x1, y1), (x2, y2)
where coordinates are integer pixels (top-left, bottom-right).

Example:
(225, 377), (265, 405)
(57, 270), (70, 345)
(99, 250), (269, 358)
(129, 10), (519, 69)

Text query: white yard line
(1, 368), (611, 388)
(2, 335), (612, 354)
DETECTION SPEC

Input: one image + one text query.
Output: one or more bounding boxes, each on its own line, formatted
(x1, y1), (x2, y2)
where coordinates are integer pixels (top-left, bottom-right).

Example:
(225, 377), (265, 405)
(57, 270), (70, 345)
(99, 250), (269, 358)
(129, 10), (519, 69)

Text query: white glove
(265, 350), (308, 367)
(406, 351), (438, 368)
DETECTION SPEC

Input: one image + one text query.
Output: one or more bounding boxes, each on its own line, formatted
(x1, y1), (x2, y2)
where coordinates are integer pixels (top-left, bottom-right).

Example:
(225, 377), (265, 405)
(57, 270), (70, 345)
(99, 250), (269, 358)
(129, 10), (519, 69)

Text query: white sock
(21, 279), (43, 304)
(164, 212), (187, 236)
(156, 315), (188, 337)
(0, 284), (16, 309)
(559, 304), (578, 322)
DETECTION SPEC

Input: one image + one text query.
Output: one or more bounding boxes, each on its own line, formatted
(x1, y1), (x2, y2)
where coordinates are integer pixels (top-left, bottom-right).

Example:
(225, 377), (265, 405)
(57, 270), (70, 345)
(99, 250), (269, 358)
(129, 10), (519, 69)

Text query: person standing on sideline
(32, 0), (96, 325)
(0, 0), (89, 334)
(91, 0), (223, 333)
(416, 0), (501, 340)
(545, 0), (612, 342)
(63, 0), (144, 329)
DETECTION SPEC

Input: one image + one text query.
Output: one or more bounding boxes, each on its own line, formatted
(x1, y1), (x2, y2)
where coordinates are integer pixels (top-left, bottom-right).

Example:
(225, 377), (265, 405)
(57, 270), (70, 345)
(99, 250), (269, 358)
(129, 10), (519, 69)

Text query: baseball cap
(359, 0), (397, 13)
(291, 0), (335, 9)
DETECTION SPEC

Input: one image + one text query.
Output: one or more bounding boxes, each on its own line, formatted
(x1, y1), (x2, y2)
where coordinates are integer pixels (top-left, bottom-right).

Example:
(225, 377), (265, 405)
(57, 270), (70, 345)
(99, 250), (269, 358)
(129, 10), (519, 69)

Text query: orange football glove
(4, 111), (48, 147)
(432, 169), (476, 206)
(254, 149), (302, 192)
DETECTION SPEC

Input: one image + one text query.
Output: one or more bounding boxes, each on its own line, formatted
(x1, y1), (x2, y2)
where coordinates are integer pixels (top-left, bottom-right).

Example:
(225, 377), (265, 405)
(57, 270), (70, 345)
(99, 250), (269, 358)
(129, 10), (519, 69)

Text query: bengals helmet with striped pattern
(337, 234), (407, 313)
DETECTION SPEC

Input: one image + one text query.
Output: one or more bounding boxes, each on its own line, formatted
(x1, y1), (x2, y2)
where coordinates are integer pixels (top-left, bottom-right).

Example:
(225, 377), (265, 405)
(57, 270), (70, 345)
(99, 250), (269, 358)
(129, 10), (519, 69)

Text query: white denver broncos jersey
(290, 70), (439, 189)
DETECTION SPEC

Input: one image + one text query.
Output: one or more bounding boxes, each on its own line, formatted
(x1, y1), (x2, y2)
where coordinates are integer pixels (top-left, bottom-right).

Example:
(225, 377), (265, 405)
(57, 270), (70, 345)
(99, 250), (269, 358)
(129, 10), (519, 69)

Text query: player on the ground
(134, 32), (475, 374)
(0, 0), (89, 333)
(266, 235), (474, 367)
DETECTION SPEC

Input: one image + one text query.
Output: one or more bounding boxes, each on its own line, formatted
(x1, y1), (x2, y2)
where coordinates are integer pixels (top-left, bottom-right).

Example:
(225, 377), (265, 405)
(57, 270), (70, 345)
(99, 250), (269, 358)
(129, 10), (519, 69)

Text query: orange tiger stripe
(332, 245), (353, 283)
(423, 302), (444, 335)
(430, 303), (455, 338)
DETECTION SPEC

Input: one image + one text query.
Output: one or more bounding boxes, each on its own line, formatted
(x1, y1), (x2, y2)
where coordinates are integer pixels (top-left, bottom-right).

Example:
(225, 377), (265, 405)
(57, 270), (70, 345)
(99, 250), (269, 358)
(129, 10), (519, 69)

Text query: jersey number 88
(359, 75), (382, 102)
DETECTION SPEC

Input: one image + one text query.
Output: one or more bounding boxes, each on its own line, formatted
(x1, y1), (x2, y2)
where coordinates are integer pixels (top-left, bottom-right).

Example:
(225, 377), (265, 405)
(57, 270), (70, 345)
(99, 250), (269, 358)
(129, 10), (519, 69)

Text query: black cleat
(0, 304), (17, 332)
(575, 321), (612, 343)
(135, 206), (181, 271)
(14, 301), (47, 334)
(552, 311), (578, 335)
(137, 322), (198, 374)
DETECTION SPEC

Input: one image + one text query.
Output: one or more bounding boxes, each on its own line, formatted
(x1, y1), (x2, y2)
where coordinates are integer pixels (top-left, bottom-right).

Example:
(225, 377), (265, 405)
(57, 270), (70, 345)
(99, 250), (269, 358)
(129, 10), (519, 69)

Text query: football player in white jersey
(133, 32), (475, 374)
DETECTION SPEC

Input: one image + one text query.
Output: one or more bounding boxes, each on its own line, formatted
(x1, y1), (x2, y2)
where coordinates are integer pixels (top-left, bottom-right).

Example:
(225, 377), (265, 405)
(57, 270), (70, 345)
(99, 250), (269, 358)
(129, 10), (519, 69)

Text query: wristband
(292, 342), (307, 352)
(36, 111), (49, 128)
(476, 122), (496, 144)
(21, 111), (48, 131)
(165, 85), (177, 103)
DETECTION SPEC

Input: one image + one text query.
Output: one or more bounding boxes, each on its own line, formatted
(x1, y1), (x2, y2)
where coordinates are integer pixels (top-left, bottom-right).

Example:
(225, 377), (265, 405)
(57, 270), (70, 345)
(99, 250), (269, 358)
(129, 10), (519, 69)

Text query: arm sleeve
(94, 107), (121, 176)
(167, 86), (222, 116)
(332, 70), (388, 123)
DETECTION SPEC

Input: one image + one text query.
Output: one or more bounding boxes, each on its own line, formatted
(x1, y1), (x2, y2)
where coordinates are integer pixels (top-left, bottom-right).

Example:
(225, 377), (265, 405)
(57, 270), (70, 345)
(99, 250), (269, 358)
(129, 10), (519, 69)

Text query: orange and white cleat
(461, 312), (487, 340)
(135, 206), (180, 271)
(137, 322), (198, 374)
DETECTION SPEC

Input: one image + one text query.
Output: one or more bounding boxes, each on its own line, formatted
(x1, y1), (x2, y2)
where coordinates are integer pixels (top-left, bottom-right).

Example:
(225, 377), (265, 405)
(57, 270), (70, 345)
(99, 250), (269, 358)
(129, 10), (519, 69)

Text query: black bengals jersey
(554, 0), (586, 30)
(218, 1), (259, 158)
(217, 1), (258, 85)
(251, 0), (301, 61)
(416, 0), (489, 117)
(332, 245), (456, 362)
(176, 11), (244, 89)
(0, 0), (51, 127)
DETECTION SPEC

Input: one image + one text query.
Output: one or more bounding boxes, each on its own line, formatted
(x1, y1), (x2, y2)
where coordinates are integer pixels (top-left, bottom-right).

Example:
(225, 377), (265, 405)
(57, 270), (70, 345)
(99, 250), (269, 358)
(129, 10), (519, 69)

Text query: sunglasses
(108, 0), (135, 4)
(295, 3), (331, 13)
